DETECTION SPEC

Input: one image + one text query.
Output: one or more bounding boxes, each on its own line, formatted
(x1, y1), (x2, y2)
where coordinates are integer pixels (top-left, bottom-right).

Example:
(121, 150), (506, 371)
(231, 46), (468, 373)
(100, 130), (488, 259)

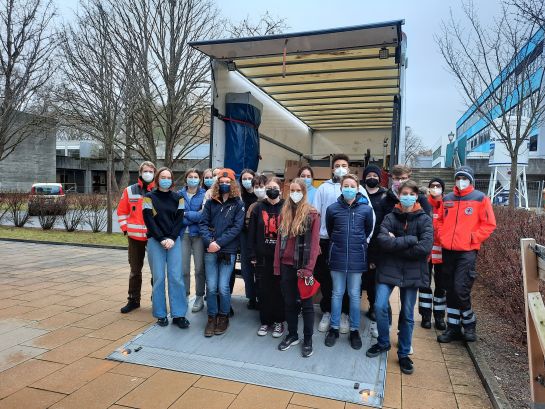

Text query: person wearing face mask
(179, 168), (206, 313)
(325, 174), (374, 350)
(366, 180), (433, 375)
(143, 168), (188, 328)
(313, 154), (374, 334)
(418, 178), (447, 331)
(117, 161), (156, 314)
(298, 166), (316, 204)
(203, 167), (222, 204)
(436, 166), (496, 343)
(200, 169), (245, 337)
(202, 168), (215, 191)
(248, 176), (286, 338)
(274, 178), (321, 357)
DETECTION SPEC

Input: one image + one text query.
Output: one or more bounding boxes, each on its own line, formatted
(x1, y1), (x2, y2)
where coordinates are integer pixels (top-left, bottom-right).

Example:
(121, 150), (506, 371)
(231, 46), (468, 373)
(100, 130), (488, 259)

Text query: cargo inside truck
(190, 20), (407, 182)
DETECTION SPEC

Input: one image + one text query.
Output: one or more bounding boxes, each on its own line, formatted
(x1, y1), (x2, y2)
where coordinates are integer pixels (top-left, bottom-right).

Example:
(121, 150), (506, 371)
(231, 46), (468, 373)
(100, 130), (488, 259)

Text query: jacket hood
(138, 178), (155, 191)
(393, 202), (424, 217)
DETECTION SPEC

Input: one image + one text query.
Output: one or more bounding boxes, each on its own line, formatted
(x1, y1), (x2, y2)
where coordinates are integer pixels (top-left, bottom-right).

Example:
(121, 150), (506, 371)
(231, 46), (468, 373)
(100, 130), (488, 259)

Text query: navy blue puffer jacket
(199, 196), (245, 254)
(325, 193), (375, 273)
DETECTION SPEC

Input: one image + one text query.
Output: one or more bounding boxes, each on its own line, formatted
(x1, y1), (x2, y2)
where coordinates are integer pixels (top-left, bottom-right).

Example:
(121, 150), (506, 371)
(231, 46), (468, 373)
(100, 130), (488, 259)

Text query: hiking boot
(350, 330), (362, 350)
(204, 316), (216, 337)
(399, 356), (414, 375)
(157, 317), (168, 327)
(272, 322), (285, 338)
(437, 327), (463, 343)
(463, 326), (477, 342)
(434, 316), (447, 331)
(366, 343), (391, 358)
(214, 314), (229, 335)
(172, 317), (190, 329)
(340, 313), (350, 334)
(278, 334), (300, 351)
(120, 301), (140, 314)
(318, 312), (331, 332)
(192, 296), (204, 313)
(325, 328), (339, 347)
(421, 315), (432, 329)
(302, 338), (313, 358)
(257, 324), (269, 336)
(369, 320), (378, 338)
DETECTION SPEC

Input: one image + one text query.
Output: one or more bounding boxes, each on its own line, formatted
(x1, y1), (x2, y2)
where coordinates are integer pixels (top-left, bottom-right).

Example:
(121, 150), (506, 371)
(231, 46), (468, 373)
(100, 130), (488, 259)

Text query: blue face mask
(342, 187), (358, 200)
(304, 177), (313, 188)
(204, 178), (214, 187)
(400, 194), (417, 207)
(242, 179), (253, 190)
(219, 183), (231, 194)
(187, 177), (199, 187)
(159, 179), (172, 190)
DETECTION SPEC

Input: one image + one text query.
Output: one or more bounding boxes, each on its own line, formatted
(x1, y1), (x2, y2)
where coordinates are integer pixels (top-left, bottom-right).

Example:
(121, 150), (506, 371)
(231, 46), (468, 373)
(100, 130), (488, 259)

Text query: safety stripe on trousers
(433, 305), (446, 311)
(434, 297), (446, 303)
(419, 302), (432, 309)
(419, 293), (433, 299)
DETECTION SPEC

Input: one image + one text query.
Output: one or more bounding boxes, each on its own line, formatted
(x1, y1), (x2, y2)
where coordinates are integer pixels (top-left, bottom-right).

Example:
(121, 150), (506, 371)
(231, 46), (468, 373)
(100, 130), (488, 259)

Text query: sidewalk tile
(37, 336), (111, 364)
(0, 345), (48, 372)
(401, 359), (453, 392)
(0, 326), (48, 351)
(87, 319), (148, 341)
(290, 393), (344, 409)
(0, 387), (65, 409)
(0, 319), (33, 335)
(0, 359), (64, 399)
(455, 393), (493, 408)
(28, 312), (90, 331)
(0, 306), (37, 320)
(401, 386), (458, 409)
(87, 335), (133, 359)
(71, 311), (122, 330)
(0, 299), (20, 310)
(108, 362), (159, 379)
(169, 387), (235, 409)
(193, 376), (245, 394)
(70, 300), (119, 316)
(383, 372), (401, 409)
(23, 295), (70, 308)
(23, 326), (91, 349)
(19, 305), (73, 322)
(229, 384), (293, 409)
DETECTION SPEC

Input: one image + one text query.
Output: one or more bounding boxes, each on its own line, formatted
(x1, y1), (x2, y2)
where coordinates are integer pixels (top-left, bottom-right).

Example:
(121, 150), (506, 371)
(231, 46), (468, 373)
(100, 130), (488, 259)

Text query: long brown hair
(154, 167), (173, 189)
(279, 178), (312, 237)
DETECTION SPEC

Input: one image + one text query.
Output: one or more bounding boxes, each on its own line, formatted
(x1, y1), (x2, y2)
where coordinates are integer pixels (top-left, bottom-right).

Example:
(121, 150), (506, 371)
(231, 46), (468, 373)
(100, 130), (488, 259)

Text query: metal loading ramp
(108, 297), (387, 407)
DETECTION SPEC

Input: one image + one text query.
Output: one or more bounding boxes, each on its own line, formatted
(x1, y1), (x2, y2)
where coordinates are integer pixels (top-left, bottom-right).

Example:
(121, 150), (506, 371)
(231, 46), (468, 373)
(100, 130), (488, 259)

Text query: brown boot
(204, 316), (216, 337)
(214, 314), (229, 335)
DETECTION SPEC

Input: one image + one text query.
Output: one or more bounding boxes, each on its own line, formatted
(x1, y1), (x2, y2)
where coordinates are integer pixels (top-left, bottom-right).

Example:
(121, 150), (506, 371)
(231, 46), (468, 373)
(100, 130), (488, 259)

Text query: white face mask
(334, 167), (349, 178)
(254, 187), (266, 199)
(456, 179), (470, 190)
(141, 171), (154, 183)
(430, 187), (442, 197)
(290, 191), (303, 203)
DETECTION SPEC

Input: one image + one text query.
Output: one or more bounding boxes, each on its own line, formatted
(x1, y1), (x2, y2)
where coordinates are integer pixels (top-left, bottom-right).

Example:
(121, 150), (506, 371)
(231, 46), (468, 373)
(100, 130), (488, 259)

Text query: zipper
(450, 194), (461, 250)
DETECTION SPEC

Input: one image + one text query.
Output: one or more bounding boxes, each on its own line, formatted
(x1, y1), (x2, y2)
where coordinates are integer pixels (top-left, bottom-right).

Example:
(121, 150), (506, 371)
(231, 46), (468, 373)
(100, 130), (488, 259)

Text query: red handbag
(298, 275), (320, 300)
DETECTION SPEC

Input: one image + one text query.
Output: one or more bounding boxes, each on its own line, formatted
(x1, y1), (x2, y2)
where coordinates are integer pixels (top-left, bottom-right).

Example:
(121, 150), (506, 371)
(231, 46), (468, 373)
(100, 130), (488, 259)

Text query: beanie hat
(428, 177), (445, 192)
(363, 164), (382, 179)
(454, 166), (474, 184)
(219, 168), (236, 182)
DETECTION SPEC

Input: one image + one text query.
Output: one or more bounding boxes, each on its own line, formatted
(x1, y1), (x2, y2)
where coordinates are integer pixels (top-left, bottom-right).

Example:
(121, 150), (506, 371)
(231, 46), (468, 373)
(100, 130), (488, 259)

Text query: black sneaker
(120, 301), (140, 314)
(278, 334), (300, 351)
(434, 316), (447, 331)
(324, 328), (339, 347)
(463, 326), (477, 342)
(349, 330), (362, 350)
(366, 343), (391, 358)
(302, 338), (313, 357)
(172, 317), (190, 329)
(157, 317), (168, 327)
(399, 356), (414, 374)
(421, 316), (432, 329)
(437, 327), (463, 343)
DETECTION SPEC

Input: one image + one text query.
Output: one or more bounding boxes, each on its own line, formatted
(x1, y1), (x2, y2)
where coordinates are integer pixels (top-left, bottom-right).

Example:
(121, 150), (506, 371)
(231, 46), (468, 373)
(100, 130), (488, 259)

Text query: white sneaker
(369, 321), (379, 338)
(318, 312), (331, 332)
(192, 296), (204, 313)
(257, 324), (269, 336)
(272, 322), (284, 338)
(340, 313), (350, 334)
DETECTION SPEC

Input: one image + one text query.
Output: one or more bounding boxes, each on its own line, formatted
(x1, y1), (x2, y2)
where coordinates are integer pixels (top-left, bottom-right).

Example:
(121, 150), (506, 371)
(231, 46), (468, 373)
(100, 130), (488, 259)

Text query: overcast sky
(56, 0), (501, 148)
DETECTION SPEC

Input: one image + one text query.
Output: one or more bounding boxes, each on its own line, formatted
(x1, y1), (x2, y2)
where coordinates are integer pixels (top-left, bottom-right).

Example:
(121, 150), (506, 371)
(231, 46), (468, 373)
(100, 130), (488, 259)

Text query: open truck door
(190, 20), (407, 178)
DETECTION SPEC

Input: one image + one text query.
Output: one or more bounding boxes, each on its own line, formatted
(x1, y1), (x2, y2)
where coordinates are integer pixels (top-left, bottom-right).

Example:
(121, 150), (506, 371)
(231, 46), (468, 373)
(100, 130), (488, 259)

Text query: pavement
(0, 241), (493, 409)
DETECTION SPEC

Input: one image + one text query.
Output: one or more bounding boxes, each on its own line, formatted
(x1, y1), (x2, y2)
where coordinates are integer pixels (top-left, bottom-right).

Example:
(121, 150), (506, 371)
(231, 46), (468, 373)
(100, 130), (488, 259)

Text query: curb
(0, 237), (127, 251)
(465, 341), (513, 409)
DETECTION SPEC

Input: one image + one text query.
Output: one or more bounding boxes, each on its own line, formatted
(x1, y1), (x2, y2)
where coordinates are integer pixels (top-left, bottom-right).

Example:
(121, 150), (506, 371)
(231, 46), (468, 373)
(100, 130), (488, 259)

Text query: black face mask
(365, 178), (379, 188)
(266, 189), (280, 200)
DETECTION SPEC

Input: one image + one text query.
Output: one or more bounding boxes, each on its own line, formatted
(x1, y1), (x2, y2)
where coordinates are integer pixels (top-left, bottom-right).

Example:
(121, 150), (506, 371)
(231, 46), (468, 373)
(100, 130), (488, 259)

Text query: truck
(189, 20), (407, 181)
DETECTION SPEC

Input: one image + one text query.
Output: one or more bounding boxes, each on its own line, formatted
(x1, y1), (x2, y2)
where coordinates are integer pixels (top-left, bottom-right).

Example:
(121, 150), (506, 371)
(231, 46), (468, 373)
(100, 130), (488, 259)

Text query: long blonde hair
(279, 178), (312, 237)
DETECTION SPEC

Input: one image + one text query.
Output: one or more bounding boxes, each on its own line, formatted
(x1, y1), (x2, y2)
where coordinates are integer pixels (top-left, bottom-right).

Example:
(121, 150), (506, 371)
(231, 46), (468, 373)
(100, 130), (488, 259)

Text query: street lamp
(448, 131), (455, 143)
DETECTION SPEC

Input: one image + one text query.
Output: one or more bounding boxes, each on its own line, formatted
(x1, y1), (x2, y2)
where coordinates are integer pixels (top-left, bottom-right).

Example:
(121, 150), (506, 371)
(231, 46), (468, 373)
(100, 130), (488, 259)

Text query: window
(432, 147), (441, 160)
(67, 149), (80, 159)
(56, 149), (65, 156)
(530, 134), (538, 151)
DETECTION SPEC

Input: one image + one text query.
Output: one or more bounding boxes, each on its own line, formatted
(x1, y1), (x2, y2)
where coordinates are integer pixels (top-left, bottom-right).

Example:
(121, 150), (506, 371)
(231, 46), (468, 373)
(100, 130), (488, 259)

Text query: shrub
(477, 206), (545, 343)
(34, 196), (67, 230)
(4, 191), (31, 227)
(84, 194), (108, 233)
(0, 192), (8, 222)
(62, 194), (89, 232)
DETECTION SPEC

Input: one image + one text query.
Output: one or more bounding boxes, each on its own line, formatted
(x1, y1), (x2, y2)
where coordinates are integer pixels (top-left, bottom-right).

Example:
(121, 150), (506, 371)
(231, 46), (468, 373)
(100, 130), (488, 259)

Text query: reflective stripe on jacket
(117, 179), (155, 241)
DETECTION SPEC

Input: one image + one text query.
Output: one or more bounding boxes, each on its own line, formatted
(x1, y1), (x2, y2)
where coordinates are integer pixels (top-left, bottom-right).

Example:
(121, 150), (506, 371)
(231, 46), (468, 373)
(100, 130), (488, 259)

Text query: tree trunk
(106, 148), (113, 233)
(508, 152), (518, 209)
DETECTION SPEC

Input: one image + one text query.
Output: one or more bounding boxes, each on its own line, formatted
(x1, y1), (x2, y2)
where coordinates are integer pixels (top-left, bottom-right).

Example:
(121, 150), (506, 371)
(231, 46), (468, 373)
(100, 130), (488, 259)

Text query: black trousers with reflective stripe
(442, 250), (478, 329)
(418, 263), (446, 318)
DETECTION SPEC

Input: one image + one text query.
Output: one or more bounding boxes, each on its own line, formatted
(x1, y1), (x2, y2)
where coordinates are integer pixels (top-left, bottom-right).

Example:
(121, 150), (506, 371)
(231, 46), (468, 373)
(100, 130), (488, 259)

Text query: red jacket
(428, 195), (443, 264)
(437, 185), (496, 251)
(117, 179), (155, 241)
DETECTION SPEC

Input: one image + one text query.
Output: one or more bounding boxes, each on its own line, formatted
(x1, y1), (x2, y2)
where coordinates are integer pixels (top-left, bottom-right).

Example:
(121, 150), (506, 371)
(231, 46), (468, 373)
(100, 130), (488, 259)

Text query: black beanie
(363, 164), (382, 179)
(428, 177), (445, 192)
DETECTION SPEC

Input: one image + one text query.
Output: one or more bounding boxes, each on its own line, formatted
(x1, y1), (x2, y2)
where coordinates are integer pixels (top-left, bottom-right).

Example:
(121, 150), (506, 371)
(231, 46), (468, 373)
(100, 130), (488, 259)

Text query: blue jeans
(375, 283), (418, 358)
(330, 270), (362, 331)
(205, 252), (235, 316)
(240, 232), (256, 300)
(147, 238), (187, 319)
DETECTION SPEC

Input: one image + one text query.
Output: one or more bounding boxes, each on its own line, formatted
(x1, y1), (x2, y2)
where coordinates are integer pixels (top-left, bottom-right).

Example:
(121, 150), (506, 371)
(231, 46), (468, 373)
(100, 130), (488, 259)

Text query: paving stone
(19, 305), (74, 322)
(22, 326), (90, 349)
(108, 362), (159, 379)
(0, 299), (21, 310)
(86, 335), (133, 359)
(0, 305), (38, 320)
(0, 387), (65, 409)
(401, 386), (458, 409)
(0, 319), (34, 335)
(290, 393), (344, 409)
(455, 392), (493, 408)
(27, 312), (90, 331)
(383, 372), (401, 409)
(169, 387), (235, 409)
(37, 336), (111, 364)
(193, 376), (245, 394)
(0, 326), (49, 352)
(71, 311), (122, 330)
(0, 359), (64, 399)
(229, 384), (293, 409)
(0, 345), (49, 372)
(87, 319), (148, 341)
(401, 358), (453, 392)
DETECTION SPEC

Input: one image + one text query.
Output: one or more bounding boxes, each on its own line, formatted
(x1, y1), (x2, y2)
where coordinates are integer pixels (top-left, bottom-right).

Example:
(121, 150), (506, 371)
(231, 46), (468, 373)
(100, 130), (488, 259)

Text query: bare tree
(404, 126), (425, 166)
(57, 0), (124, 233)
(437, 0), (545, 208)
(511, 0), (545, 26)
(225, 11), (288, 37)
(0, 0), (56, 160)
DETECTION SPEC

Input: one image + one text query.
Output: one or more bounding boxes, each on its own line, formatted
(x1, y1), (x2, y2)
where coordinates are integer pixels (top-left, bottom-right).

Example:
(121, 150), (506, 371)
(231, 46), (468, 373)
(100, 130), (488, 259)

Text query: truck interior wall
(312, 129), (390, 160)
(211, 61), (312, 172)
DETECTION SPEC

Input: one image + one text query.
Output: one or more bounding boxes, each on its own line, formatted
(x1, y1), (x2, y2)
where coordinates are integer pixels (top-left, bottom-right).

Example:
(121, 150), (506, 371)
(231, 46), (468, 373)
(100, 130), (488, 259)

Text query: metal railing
(474, 179), (544, 209)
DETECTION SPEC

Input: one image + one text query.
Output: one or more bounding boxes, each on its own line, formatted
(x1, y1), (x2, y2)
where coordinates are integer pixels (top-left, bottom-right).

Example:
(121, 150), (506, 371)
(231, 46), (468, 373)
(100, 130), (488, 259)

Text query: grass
(0, 225), (128, 247)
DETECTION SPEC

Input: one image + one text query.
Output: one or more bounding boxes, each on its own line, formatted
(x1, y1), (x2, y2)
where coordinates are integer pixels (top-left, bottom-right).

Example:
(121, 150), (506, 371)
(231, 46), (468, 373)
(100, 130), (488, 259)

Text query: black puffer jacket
(376, 205), (433, 288)
(377, 189), (432, 226)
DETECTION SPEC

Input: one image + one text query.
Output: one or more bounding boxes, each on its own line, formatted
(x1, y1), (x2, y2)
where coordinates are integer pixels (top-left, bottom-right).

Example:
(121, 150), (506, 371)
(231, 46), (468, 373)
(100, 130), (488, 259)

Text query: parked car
(28, 183), (67, 216)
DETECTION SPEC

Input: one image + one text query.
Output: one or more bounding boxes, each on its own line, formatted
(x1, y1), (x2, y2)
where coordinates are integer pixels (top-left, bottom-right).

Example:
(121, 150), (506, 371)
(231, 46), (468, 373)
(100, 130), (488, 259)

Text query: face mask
(304, 177), (313, 188)
(456, 179), (470, 190)
(430, 187), (442, 197)
(290, 191), (303, 203)
(400, 194), (417, 208)
(342, 187), (358, 200)
(204, 178), (214, 187)
(266, 189), (280, 200)
(158, 179), (172, 190)
(365, 178), (379, 188)
(141, 171), (154, 183)
(219, 183), (231, 194)
(187, 177), (199, 187)
(254, 187), (266, 199)
(242, 179), (253, 190)
(334, 167), (348, 178)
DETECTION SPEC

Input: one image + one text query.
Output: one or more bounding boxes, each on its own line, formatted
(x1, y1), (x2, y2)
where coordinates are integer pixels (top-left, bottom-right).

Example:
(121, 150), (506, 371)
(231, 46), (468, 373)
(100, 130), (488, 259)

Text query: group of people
(116, 155), (496, 374)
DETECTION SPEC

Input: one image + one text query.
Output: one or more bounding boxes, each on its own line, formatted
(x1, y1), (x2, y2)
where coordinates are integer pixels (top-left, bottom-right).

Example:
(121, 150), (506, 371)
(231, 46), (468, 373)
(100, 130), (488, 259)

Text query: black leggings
(256, 256), (284, 325)
(280, 264), (314, 340)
